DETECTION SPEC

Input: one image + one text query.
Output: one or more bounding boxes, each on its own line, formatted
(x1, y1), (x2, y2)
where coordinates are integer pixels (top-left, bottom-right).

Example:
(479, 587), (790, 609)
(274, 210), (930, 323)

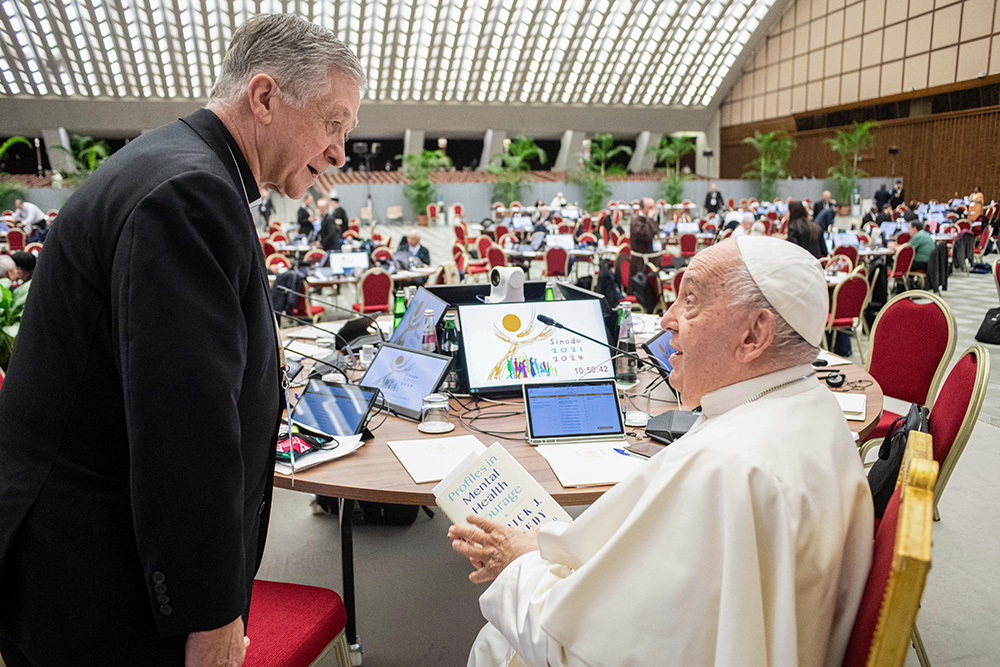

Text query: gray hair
(0, 255), (14, 276)
(210, 14), (366, 109)
(724, 259), (819, 365)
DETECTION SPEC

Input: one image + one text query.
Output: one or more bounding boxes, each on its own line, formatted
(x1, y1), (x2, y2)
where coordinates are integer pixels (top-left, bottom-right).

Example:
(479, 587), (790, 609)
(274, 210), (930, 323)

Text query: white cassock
(470, 364), (873, 667)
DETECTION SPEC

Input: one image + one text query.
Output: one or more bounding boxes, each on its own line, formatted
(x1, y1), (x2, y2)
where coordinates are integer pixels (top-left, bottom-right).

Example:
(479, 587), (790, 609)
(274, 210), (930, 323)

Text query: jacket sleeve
(110, 171), (256, 636)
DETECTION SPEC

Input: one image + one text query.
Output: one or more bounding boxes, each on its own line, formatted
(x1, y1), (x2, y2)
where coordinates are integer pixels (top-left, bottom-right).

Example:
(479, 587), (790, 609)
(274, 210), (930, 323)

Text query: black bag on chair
(867, 403), (930, 518)
(975, 307), (1000, 344)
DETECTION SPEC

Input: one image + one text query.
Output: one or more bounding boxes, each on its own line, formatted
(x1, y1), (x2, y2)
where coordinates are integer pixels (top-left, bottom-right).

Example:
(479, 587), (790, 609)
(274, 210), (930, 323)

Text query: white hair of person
(0, 255), (14, 276)
(743, 212), (755, 224)
(210, 14), (366, 109)
(724, 258), (819, 365)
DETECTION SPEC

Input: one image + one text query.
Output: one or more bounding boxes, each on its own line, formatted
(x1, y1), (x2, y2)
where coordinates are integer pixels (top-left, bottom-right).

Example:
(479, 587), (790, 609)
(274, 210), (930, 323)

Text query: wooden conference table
(273, 335), (883, 655)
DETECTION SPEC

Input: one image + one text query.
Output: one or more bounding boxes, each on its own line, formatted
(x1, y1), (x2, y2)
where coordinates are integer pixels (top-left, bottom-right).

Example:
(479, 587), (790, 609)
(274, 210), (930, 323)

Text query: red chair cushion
(828, 316), (857, 327)
(244, 580), (346, 667)
(309, 305), (324, 317)
(865, 410), (901, 443)
(868, 298), (951, 405)
(842, 489), (901, 667)
(928, 352), (977, 465)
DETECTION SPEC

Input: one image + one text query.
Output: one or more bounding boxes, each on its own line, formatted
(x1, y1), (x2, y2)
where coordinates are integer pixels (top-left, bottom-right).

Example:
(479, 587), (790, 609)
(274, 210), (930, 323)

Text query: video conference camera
(485, 266), (525, 304)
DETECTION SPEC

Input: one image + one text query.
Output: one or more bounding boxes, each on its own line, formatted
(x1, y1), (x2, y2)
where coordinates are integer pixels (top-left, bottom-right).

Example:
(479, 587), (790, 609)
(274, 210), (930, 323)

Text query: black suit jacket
(319, 213), (342, 251)
(0, 109), (283, 665)
(397, 238), (431, 266)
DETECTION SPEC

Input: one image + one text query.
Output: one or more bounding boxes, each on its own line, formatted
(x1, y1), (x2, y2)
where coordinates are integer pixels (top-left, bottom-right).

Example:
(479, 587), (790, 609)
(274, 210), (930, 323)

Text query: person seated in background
(317, 199), (343, 252)
(11, 199), (45, 230)
(750, 220), (767, 236)
(730, 211), (755, 237)
(815, 202), (846, 233)
(549, 192), (567, 209)
(399, 230), (431, 267)
(875, 204), (893, 224)
(532, 205), (552, 233)
(900, 204), (918, 222)
(901, 219), (933, 271)
(9, 251), (35, 287)
(861, 205), (878, 226)
(451, 237), (873, 667)
(0, 255), (16, 287)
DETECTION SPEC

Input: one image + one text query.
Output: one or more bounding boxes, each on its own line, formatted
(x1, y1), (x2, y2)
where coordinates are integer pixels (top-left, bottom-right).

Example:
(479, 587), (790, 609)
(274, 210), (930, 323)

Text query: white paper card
(535, 442), (645, 487)
(835, 393), (867, 421)
(816, 350), (852, 366)
(274, 434), (365, 475)
(388, 435), (488, 484)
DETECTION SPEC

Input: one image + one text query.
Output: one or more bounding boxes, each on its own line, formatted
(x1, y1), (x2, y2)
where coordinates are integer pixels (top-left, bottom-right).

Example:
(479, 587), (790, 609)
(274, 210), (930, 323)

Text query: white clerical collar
(699, 364), (816, 419)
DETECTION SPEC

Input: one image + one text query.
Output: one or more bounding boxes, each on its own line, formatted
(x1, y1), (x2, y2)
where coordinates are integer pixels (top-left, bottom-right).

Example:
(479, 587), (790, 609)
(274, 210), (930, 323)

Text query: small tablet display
(359, 344), (453, 420)
(523, 380), (626, 444)
(546, 234), (575, 250)
(388, 286), (450, 350)
(641, 329), (675, 381)
(291, 380), (379, 437)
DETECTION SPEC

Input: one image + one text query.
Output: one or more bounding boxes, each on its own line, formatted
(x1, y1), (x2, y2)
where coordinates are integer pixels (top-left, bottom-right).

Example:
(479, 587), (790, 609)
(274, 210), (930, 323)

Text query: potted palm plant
(826, 121), (878, 206)
(652, 135), (695, 204)
(488, 136), (547, 206)
(0, 136), (32, 210)
(741, 130), (796, 201)
(397, 149), (452, 225)
(568, 133), (631, 212)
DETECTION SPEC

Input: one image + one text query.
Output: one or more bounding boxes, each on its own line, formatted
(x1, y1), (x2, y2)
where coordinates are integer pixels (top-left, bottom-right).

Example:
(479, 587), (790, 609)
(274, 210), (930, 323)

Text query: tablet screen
(292, 381), (379, 437)
(360, 344), (452, 419)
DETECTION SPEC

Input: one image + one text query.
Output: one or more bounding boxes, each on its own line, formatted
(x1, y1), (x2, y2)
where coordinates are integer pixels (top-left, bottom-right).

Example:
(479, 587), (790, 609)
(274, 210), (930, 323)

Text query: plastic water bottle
(544, 280), (555, 301)
(615, 301), (638, 387)
(440, 314), (463, 392)
(392, 290), (406, 331)
(421, 310), (438, 353)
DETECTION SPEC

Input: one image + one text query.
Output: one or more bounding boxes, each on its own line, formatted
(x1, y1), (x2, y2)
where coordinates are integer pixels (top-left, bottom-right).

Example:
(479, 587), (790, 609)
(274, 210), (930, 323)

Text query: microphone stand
(276, 285), (386, 342)
(535, 315), (646, 366)
(277, 311), (360, 367)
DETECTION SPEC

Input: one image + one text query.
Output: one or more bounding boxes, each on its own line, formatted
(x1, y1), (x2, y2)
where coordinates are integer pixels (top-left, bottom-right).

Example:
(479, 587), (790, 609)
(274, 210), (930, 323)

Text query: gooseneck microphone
(276, 285), (386, 342)
(535, 314), (646, 366)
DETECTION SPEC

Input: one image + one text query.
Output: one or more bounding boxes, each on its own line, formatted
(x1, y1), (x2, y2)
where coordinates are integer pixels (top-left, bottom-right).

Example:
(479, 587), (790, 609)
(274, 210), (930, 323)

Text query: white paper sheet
(388, 435), (488, 484)
(834, 393), (867, 421)
(816, 350), (852, 366)
(535, 442), (646, 487)
(274, 433), (365, 475)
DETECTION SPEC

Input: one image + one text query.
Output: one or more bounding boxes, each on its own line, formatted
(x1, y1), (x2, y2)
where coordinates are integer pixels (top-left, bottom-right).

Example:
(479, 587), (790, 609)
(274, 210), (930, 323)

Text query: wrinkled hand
(448, 514), (540, 584)
(185, 616), (249, 667)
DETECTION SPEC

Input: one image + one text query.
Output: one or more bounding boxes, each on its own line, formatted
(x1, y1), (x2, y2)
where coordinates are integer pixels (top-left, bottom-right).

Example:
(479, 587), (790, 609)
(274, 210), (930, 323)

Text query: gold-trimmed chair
(842, 431), (938, 667)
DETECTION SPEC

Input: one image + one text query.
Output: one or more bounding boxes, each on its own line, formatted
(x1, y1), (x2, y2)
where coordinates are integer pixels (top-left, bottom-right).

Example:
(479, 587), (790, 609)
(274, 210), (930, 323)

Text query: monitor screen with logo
(388, 287), (450, 351)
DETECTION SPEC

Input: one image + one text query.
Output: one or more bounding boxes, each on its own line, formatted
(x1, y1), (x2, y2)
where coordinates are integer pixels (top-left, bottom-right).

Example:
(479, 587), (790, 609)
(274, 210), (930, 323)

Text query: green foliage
(53, 134), (111, 187)
(0, 282), (25, 369)
(585, 133), (632, 178)
(396, 149), (452, 219)
(567, 169), (611, 212)
(826, 121), (878, 204)
(651, 135), (696, 205)
(0, 136), (32, 167)
(566, 133), (632, 212)
(741, 130), (796, 201)
(0, 180), (26, 211)
(487, 136), (547, 205)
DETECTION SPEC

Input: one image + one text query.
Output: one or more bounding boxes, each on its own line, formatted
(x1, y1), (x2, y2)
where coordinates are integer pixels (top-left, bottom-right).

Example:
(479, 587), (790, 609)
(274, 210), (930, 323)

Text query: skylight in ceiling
(0, 0), (777, 107)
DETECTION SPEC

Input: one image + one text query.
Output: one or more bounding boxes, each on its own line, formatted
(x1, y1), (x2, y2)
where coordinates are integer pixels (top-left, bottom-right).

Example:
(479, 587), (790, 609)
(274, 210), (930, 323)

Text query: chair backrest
(892, 244), (913, 274)
(265, 253), (290, 271)
(994, 258), (1000, 302)
(842, 431), (937, 667)
(956, 220), (971, 233)
(24, 242), (43, 257)
(348, 219), (361, 232)
(7, 229), (25, 251)
(453, 202), (464, 217)
(454, 224), (467, 244)
(438, 261), (461, 285)
(867, 291), (956, 405)
(426, 203), (439, 220)
(498, 232), (519, 247)
(477, 235), (493, 258)
(452, 243), (465, 261)
(827, 254), (854, 273)
(578, 232), (597, 245)
(268, 221), (282, 233)
(829, 274), (869, 322)
(358, 268), (393, 311)
(896, 232), (911, 245)
(260, 240), (277, 257)
(857, 232), (870, 245)
(679, 233), (697, 255)
(342, 229), (359, 240)
(672, 267), (685, 294)
(557, 223), (573, 234)
(833, 244), (859, 266)
(544, 246), (569, 276)
(486, 244), (506, 269)
(494, 224), (509, 239)
(269, 231), (288, 243)
(371, 246), (393, 262)
(302, 249), (326, 264)
(927, 345), (990, 511)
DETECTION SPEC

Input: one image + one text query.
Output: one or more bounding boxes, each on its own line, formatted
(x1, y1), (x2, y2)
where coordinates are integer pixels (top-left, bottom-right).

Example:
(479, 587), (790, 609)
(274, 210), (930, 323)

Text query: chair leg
(911, 622), (932, 667)
(853, 326), (865, 364)
(933, 502), (940, 522)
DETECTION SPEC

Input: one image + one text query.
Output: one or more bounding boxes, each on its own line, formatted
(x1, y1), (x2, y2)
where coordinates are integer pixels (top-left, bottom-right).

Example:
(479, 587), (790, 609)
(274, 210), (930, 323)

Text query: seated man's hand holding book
(448, 515), (541, 584)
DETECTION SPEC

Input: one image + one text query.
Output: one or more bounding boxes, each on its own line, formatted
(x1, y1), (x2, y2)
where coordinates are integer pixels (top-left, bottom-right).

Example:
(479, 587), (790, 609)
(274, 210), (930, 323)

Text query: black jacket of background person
(0, 109), (283, 665)
(319, 212), (343, 251)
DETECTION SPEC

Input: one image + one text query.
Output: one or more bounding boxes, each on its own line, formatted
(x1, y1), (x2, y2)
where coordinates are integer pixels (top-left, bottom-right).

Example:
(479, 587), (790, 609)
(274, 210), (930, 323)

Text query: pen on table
(614, 447), (650, 460)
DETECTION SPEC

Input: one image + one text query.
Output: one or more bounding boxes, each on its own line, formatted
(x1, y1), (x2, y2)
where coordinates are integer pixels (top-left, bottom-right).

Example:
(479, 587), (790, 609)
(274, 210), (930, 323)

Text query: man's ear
(246, 74), (279, 125)
(736, 308), (775, 363)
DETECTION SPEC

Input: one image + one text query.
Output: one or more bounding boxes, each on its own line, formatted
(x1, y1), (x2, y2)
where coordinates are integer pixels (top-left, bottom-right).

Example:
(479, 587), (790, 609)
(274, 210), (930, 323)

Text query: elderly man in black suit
(0, 14), (363, 667)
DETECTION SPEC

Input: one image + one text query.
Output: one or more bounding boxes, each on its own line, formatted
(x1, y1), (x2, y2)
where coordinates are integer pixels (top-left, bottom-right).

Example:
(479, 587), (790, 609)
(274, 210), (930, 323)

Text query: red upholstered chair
(972, 224), (992, 264)
(371, 246), (393, 263)
(679, 233), (697, 257)
(542, 246), (569, 278)
(609, 229), (621, 245)
(266, 253), (291, 272)
(824, 274), (869, 361)
(476, 235), (493, 259)
(557, 223), (573, 234)
(857, 232), (870, 245)
(303, 249), (326, 264)
(24, 242), (43, 257)
(486, 244), (507, 270)
(261, 240), (278, 257)
(453, 202), (464, 218)
(994, 258), (1000, 301)
(348, 220), (361, 233)
(244, 579), (350, 667)
(842, 432), (936, 667)
(895, 232), (911, 245)
(494, 224), (509, 239)
(498, 232), (519, 248)
(7, 228), (25, 251)
(860, 291), (956, 450)
(672, 267), (685, 296)
(599, 225), (609, 245)
(270, 231), (288, 244)
(456, 251), (489, 281)
(615, 248), (638, 307)
(644, 263), (664, 313)
(268, 221), (283, 234)
(833, 244), (859, 267)
(956, 220), (971, 234)
(888, 244), (913, 293)
(454, 223), (468, 248)
(578, 232), (597, 245)
(341, 229), (359, 240)
(426, 203), (439, 221)
(352, 268), (393, 313)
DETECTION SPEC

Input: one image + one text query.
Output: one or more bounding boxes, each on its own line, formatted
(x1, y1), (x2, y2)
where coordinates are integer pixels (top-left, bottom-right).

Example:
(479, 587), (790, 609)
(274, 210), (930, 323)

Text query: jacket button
(152, 571), (165, 584)
(258, 499), (266, 515)
(159, 604), (173, 616)
(157, 594), (170, 604)
(154, 583), (167, 594)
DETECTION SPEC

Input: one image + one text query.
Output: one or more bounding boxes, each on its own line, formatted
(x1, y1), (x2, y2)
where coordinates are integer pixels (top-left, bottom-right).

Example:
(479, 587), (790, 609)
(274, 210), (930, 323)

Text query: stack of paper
(388, 435), (487, 484)
(536, 442), (646, 487)
(834, 393), (867, 421)
(274, 434), (365, 475)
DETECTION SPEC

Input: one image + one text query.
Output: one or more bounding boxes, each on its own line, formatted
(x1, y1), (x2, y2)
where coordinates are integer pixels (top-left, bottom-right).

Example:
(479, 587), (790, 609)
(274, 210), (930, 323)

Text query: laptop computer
(523, 380), (627, 445)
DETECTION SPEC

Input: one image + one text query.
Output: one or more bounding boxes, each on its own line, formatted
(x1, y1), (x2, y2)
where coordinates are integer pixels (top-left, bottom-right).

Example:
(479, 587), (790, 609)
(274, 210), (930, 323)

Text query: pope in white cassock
(449, 236), (874, 667)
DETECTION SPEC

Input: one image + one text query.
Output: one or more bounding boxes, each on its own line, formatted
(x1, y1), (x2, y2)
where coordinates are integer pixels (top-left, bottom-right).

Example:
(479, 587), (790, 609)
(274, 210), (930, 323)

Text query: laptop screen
(457, 300), (614, 395)
(359, 344), (452, 420)
(329, 251), (370, 275)
(292, 380), (379, 437)
(677, 221), (700, 234)
(831, 232), (860, 248)
(546, 234), (575, 250)
(388, 286), (450, 350)
(524, 381), (624, 440)
(511, 215), (533, 230)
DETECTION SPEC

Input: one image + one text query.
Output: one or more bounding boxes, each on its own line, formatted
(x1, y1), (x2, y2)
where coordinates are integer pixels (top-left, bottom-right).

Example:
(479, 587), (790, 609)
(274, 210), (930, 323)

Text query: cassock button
(258, 499), (266, 515)
(157, 594), (170, 604)
(152, 571), (166, 584)
(154, 583), (167, 594)
(159, 604), (173, 616)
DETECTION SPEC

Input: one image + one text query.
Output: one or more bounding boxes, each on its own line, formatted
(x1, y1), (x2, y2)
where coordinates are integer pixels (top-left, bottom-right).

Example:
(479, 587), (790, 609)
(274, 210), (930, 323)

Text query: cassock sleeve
(111, 171), (255, 636)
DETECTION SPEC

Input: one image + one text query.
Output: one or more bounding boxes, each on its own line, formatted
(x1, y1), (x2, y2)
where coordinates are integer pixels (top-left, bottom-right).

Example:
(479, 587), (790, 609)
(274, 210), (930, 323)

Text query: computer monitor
(388, 286), (450, 350)
(560, 207), (581, 220)
(677, 221), (700, 234)
(329, 251), (370, 275)
(879, 221), (902, 237)
(661, 221), (677, 235)
(831, 232), (860, 248)
(456, 299), (614, 395)
(511, 215), (534, 231)
(546, 234), (575, 250)
(359, 344), (453, 420)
